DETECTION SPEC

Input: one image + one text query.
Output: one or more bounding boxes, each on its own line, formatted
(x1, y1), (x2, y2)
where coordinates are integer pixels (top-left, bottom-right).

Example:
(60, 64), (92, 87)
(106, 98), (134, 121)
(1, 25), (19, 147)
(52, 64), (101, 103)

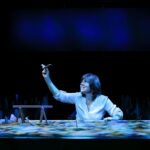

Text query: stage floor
(0, 120), (150, 139)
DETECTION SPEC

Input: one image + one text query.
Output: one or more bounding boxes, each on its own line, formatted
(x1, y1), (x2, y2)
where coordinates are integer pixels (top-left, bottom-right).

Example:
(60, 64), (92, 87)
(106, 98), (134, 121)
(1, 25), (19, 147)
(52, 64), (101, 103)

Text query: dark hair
(81, 73), (101, 99)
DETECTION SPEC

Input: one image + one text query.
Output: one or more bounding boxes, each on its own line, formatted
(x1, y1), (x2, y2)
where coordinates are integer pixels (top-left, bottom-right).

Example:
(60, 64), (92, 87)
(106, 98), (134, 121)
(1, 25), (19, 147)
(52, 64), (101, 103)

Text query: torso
(86, 99), (93, 111)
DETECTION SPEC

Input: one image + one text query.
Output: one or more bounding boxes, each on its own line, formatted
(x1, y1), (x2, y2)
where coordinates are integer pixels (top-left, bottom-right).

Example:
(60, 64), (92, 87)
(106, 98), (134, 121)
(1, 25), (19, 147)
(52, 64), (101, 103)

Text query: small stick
(41, 64), (52, 69)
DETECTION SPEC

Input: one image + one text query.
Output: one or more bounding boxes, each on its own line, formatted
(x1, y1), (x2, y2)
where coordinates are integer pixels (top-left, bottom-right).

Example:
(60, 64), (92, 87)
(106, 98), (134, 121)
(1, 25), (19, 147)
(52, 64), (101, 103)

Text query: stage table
(0, 120), (150, 150)
(0, 120), (149, 139)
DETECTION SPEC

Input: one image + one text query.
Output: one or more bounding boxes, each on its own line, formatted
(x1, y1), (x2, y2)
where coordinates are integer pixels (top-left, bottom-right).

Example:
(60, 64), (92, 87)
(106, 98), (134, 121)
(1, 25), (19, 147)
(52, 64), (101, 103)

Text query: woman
(41, 64), (123, 121)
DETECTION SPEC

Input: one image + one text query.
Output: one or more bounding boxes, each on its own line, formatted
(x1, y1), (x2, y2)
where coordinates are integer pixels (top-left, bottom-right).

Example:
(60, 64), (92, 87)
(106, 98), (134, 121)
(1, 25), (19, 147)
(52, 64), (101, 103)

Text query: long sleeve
(104, 97), (123, 120)
(53, 90), (80, 104)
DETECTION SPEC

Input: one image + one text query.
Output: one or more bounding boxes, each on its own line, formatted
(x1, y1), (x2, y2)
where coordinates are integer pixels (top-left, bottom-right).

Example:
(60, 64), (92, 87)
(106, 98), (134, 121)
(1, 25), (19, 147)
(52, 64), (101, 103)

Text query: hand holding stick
(41, 64), (52, 69)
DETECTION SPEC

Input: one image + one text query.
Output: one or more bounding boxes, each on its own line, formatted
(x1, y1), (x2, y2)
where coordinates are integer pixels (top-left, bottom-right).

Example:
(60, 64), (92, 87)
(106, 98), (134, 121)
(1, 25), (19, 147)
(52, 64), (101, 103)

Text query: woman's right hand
(41, 64), (50, 79)
(41, 64), (59, 95)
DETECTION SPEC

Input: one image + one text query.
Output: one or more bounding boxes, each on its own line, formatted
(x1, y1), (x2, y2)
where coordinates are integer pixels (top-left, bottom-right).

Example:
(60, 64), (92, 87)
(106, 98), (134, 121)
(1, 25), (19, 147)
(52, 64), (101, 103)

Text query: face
(80, 79), (91, 94)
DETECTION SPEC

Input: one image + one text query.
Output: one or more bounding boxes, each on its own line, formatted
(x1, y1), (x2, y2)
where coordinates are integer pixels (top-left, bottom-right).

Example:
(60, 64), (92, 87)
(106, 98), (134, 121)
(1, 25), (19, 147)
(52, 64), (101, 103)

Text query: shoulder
(76, 92), (82, 97)
(96, 94), (110, 103)
(97, 94), (108, 100)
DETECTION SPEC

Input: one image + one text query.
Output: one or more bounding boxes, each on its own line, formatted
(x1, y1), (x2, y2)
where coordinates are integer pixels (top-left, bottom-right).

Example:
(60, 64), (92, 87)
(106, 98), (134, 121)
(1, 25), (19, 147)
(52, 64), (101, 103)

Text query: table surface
(0, 120), (150, 139)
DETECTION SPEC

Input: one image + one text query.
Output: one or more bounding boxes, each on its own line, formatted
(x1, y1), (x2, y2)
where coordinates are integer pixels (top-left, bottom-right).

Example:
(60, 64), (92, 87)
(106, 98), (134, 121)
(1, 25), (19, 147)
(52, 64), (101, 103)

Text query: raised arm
(41, 64), (60, 96)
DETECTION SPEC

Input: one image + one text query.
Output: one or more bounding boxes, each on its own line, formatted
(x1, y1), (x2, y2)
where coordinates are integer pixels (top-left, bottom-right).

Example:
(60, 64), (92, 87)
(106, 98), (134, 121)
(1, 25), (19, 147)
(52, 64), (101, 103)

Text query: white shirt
(54, 90), (123, 121)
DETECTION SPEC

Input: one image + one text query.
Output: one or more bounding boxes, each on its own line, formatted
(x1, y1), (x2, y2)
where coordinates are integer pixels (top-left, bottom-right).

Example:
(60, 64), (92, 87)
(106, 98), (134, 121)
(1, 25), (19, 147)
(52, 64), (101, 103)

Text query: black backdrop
(1, 2), (150, 119)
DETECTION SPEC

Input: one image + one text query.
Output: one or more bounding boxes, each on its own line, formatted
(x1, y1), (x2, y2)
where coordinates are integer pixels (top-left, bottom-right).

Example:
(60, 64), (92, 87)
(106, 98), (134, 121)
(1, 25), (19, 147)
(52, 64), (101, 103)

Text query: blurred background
(0, 1), (150, 120)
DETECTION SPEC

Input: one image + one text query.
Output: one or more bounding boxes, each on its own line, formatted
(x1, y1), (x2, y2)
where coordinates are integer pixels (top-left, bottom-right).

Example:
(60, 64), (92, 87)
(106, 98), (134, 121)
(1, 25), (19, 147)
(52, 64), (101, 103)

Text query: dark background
(0, 1), (150, 120)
